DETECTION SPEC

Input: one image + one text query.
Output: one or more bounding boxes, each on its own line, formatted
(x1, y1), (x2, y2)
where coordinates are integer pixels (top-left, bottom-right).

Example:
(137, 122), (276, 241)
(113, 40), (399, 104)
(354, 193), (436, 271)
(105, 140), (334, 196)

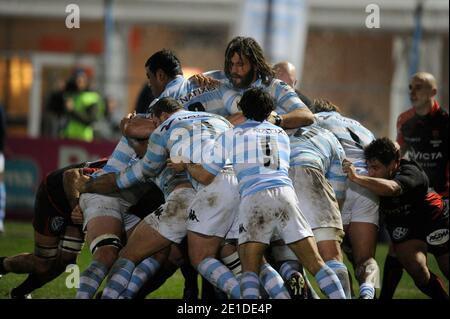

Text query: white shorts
(313, 227), (345, 243)
(342, 180), (379, 226)
(122, 212), (141, 232)
(289, 166), (343, 230)
(187, 169), (240, 237)
(225, 208), (240, 240)
(238, 186), (313, 245)
(80, 193), (135, 231)
(144, 187), (196, 244)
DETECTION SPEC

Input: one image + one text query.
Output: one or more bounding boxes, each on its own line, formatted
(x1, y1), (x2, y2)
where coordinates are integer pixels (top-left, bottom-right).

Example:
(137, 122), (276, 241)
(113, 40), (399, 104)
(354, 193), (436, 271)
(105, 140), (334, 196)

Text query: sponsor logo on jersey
(392, 227), (409, 240)
(426, 229), (449, 245)
(409, 150), (443, 161)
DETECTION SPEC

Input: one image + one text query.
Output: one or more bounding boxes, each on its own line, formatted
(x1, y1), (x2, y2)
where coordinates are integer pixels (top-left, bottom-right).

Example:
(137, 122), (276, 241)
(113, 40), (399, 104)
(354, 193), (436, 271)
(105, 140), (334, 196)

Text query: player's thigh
(346, 222), (378, 264)
(120, 220), (172, 263)
(393, 239), (428, 275)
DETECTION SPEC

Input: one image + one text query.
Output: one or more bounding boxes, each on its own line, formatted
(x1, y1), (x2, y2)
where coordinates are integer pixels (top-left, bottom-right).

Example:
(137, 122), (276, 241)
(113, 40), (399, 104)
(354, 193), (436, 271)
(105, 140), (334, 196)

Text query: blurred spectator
(93, 96), (122, 141)
(134, 83), (155, 114)
(273, 61), (313, 108)
(42, 78), (67, 138)
(0, 103), (6, 234)
(62, 69), (105, 142)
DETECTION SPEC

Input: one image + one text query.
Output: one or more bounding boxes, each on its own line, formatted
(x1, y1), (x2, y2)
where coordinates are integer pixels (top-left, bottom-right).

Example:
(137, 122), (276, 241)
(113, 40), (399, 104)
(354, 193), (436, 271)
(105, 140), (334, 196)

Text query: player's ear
(156, 69), (168, 82)
(430, 87), (437, 97)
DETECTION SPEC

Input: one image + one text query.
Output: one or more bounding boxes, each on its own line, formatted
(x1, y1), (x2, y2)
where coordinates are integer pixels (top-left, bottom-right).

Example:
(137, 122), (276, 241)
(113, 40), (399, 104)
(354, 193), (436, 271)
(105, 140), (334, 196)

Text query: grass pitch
(0, 221), (448, 299)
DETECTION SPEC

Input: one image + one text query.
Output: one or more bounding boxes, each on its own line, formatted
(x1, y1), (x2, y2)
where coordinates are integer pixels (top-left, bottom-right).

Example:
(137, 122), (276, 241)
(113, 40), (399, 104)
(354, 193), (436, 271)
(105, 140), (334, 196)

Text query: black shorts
(32, 182), (72, 236)
(386, 202), (449, 256)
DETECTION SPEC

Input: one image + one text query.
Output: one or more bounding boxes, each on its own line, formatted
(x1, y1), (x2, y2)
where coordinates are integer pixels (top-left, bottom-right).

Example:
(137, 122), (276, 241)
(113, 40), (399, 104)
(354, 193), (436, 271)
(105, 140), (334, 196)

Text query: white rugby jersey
(204, 119), (293, 198)
(116, 110), (232, 192)
(290, 124), (347, 199)
(314, 111), (375, 174)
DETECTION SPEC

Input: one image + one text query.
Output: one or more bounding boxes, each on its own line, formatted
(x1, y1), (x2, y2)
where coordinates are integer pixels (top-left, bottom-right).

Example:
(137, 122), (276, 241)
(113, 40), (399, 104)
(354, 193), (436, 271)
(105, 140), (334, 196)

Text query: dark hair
(151, 97), (184, 117)
(145, 49), (183, 78)
(65, 68), (89, 92)
(364, 137), (400, 166)
(310, 98), (341, 114)
(239, 87), (274, 122)
(224, 37), (274, 85)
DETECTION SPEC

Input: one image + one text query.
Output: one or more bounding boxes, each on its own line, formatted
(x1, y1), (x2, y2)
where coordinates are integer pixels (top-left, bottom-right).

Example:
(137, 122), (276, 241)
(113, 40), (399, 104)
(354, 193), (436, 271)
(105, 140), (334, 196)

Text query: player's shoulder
(397, 107), (416, 125)
(268, 78), (294, 93)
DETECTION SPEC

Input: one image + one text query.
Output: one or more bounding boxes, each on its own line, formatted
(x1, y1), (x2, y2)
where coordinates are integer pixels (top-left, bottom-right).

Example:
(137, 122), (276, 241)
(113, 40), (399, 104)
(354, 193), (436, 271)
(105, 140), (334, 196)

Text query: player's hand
(120, 112), (136, 133)
(189, 74), (220, 88)
(342, 159), (357, 181)
(70, 205), (84, 225)
(267, 111), (278, 125)
(74, 174), (91, 193)
(166, 158), (188, 173)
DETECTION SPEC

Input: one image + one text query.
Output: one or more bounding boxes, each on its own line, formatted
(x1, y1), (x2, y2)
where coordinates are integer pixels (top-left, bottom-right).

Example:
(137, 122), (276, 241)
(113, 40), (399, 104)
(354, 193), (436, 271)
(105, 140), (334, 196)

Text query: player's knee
(220, 240), (237, 258)
(90, 234), (122, 267)
(188, 248), (205, 268)
(58, 235), (84, 265)
(406, 262), (429, 286)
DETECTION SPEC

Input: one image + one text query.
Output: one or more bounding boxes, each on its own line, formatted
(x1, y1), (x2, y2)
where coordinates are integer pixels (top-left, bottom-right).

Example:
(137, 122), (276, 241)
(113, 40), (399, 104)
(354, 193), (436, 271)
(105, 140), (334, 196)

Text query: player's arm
(342, 159), (402, 197)
(189, 73), (221, 89)
(271, 83), (314, 128)
(270, 108), (314, 128)
(63, 168), (84, 209)
(115, 132), (167, 190)
(76, 172), (119, 195)
(122, 115), (157, 140)
(167, 160), (216, 185)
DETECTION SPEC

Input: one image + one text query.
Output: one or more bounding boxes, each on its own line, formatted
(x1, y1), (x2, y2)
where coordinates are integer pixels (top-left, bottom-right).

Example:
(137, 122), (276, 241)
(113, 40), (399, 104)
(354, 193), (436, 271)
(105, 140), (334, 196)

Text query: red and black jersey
(33, 159), (107, 236)
(381, 159), (448, 255)
(396, 101), (449, 197)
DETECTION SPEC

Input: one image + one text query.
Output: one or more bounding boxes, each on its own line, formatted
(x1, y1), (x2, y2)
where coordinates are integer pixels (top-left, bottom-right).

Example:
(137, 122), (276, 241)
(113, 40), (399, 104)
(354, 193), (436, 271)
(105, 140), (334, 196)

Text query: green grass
(0, 221), (448, 299)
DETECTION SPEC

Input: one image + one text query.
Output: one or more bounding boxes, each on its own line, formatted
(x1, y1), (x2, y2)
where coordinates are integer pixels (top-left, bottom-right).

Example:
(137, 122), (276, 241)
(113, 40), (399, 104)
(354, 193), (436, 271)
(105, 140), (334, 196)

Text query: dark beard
(231, 67), (255, 89)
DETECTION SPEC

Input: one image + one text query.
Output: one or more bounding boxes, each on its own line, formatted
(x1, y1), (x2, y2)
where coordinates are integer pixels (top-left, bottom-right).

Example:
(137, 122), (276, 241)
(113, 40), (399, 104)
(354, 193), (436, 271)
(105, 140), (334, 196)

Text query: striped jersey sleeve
(116, 128), (168, 189)
(314, 111), (375, 174)
(289, 124), (347, 199)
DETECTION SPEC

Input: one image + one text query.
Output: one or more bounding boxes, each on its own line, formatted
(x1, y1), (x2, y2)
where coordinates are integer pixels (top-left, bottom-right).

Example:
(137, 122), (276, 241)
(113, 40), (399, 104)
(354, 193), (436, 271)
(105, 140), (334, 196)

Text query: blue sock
(315, 264), (346, 299)
(0, 182), (5, 224)
(121, 257), (161, 299)
(241, 271), (260, 299)
(76, 260), (108, 299)
(102, 258), (135, 299)
(326, 260), (352, 299)
(359, 283), (376, 299)
(197, 257), (240, 299)
(259, 263), (290, 299)
(279, 260), (300, 281)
